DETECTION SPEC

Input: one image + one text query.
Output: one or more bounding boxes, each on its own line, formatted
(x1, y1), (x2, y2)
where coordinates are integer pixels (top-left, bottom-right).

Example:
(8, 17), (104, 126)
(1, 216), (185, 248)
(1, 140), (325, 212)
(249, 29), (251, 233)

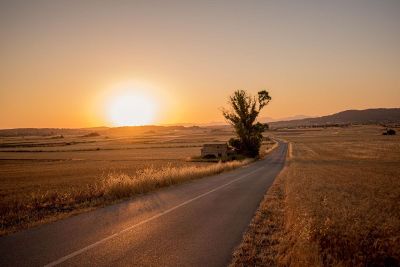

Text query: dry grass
(101, 160), (252, 198)
(0, 158), (252, 236)
(231, 126), (400, 267)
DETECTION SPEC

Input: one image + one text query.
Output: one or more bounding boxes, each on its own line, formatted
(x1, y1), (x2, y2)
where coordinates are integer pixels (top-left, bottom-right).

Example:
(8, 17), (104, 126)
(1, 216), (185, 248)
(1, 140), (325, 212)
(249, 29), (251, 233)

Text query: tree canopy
(222, 90), (271, 157)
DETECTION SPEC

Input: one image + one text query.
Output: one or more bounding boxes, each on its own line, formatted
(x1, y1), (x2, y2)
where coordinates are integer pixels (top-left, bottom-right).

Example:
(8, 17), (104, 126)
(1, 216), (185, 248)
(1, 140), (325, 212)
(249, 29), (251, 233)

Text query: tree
(222, 90), (271, 157)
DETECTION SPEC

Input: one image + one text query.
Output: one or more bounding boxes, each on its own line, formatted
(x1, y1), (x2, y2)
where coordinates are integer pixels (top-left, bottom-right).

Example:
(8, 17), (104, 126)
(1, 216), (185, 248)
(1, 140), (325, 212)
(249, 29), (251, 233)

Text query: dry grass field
(231, 125), (400, 266)
(0, 126), (274, 236)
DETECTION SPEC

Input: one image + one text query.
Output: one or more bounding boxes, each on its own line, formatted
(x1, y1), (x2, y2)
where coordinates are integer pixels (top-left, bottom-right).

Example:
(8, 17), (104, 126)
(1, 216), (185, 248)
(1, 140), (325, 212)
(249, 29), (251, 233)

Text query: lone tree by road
(222, 90), (271, 157)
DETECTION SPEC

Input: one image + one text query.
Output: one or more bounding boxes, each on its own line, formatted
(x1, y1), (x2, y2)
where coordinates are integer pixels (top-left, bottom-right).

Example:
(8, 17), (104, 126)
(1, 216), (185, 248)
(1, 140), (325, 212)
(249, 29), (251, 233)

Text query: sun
(106, 90), (157, 126)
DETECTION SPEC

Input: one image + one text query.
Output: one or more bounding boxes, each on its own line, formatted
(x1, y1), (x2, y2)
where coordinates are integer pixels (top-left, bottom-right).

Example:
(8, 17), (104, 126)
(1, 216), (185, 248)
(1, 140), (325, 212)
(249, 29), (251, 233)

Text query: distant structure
(383, 128), (396, 135)
(201, 143), (230, 158)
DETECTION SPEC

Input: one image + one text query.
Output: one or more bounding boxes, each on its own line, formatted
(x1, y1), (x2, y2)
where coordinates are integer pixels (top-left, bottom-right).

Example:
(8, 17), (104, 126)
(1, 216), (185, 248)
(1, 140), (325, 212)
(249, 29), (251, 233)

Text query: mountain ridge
(270, 108), (400, 128)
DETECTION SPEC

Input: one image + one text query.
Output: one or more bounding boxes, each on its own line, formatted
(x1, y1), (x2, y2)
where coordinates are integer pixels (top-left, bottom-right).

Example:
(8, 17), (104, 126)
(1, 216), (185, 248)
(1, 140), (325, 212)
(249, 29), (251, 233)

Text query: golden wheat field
(0, 127), (226, 201)
(231, 125), (400, 267)
(0, 126), (274, 235)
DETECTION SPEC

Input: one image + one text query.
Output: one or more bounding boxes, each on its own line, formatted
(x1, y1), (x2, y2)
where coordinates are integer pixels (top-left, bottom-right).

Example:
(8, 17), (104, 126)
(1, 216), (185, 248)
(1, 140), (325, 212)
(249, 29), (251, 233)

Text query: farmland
(0, 126), (274, 235)
(231, 125), (400, 266)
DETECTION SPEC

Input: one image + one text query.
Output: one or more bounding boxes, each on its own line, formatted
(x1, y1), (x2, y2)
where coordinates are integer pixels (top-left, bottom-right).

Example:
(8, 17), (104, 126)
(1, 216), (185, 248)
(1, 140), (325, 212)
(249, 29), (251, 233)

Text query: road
(0, 142), (287, 267)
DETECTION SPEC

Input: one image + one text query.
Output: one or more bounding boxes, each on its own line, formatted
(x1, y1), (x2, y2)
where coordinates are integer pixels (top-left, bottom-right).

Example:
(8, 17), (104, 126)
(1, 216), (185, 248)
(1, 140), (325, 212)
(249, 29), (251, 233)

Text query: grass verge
(231, 129), (400, 267)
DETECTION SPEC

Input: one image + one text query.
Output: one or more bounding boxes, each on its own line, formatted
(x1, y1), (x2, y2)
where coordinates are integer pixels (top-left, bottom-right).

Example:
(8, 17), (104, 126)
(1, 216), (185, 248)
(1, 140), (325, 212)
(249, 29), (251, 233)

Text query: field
(0, 126), (274, 235)
(231, 125), (400, 266)
(0, 127), (224, 201)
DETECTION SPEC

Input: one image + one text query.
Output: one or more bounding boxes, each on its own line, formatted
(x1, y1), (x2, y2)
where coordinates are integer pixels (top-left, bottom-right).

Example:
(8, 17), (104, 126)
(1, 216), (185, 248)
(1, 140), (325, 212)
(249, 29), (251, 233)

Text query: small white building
(201, 143), (229, 158)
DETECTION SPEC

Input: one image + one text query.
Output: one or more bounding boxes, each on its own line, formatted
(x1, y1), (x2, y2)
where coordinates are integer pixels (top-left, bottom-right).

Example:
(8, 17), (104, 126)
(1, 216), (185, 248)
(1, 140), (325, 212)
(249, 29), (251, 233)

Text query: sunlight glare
(106, 90), (157, 126)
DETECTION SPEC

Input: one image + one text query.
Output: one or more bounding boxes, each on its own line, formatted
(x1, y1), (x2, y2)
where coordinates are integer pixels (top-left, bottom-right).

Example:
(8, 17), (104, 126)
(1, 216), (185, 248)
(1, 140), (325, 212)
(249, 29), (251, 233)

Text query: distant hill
(270, 108), (400, 128)
(102, 125), (187, 136)
(0, 128), (92, 137)
(0, 125), (198, 137)
(260, 115), (311, 123)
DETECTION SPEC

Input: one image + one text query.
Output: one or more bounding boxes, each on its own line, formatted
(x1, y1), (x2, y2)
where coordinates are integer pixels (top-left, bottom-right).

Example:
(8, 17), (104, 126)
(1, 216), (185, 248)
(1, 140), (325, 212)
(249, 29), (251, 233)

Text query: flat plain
(231, 125), (400, 266)
(0, 126), (274, 235)
(0, 127), (225, 201)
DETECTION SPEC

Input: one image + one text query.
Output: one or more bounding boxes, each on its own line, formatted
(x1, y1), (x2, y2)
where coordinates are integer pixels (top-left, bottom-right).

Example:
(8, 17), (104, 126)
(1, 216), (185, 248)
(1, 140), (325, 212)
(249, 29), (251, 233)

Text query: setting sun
(106, 90), (157, 126)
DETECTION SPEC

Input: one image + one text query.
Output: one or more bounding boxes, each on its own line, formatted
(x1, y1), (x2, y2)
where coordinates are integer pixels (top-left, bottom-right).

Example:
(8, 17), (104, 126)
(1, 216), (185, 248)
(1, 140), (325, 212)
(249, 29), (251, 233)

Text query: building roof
(202, 143), (227, 146)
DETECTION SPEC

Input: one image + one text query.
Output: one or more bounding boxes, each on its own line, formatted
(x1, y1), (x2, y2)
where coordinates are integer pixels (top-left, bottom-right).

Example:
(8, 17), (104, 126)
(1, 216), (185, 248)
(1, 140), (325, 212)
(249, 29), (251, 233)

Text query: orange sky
(1, 0), (399, 128)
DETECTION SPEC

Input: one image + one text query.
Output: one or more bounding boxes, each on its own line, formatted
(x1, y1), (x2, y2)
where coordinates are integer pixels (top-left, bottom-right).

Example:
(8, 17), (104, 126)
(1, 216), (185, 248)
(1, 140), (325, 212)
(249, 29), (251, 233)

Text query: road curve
(0, 142), (287, 267)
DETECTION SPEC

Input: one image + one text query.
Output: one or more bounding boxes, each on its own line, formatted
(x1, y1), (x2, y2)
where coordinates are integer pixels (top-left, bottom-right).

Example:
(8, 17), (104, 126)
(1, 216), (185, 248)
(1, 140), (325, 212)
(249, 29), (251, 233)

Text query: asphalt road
(0, 142), (287, 267)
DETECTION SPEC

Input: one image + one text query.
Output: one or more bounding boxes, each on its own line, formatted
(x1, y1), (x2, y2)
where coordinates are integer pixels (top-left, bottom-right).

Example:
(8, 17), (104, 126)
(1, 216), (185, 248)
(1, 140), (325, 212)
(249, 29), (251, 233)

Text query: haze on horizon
(1, 0), (399, 128)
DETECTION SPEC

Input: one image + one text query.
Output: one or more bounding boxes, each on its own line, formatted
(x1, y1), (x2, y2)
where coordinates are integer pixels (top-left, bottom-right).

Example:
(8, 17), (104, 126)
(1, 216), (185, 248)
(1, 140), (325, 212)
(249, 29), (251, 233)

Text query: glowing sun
(106, 90), (157, 126)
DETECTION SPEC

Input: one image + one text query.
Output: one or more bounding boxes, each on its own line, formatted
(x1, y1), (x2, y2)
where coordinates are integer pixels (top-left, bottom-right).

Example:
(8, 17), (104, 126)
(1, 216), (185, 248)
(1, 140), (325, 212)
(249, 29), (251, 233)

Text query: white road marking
(43, 166), (265, 267)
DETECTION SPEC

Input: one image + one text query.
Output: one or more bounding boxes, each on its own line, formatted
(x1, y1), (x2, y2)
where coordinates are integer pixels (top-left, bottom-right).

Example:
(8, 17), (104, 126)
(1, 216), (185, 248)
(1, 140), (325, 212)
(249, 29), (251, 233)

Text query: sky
(0, 0), (399, 128)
